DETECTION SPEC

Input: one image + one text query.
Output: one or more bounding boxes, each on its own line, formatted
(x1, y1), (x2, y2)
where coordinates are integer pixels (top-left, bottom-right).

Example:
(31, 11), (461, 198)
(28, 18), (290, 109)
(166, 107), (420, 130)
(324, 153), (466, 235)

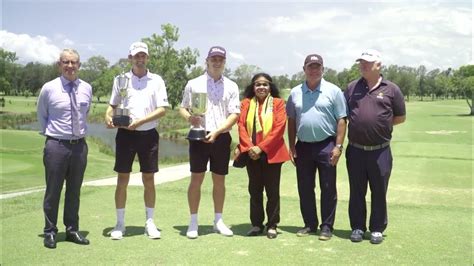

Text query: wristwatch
(336, 144), (343, 151)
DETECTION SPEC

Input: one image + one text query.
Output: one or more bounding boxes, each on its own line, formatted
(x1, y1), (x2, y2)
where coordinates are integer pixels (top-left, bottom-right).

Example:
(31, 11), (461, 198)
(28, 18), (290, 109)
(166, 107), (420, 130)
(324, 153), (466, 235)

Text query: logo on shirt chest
(376, 92), (384, 99)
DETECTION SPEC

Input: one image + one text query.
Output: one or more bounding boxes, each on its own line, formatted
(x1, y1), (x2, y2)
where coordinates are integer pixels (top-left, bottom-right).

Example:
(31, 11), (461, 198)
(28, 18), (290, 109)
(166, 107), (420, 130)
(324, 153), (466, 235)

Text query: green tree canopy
(0, 48), (19, 95)
(143, 23), (199, 109)
(80, 56), (110, 102)
(232, 64), (262, 93)
(454, 65), (474, 114)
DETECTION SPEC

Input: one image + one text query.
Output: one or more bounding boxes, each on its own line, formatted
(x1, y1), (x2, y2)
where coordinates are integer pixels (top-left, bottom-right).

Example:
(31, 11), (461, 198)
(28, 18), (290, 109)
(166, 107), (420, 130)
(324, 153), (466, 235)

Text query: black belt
(47, 136), (84, 144)
(118, 128), (156, 135)
(349, 141), (390, 151)
(299, 136), (334, 144)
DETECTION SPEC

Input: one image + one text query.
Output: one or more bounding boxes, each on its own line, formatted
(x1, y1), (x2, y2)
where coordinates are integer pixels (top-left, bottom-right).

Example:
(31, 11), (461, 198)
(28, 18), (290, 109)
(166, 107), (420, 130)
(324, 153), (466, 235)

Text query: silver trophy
(186, 92), (208, 141)
(112, 72), (131, 127)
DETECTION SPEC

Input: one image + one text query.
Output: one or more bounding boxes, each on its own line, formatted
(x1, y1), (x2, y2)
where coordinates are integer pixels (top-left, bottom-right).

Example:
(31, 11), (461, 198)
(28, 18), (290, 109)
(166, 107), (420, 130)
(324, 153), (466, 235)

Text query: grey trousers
(43, 137), (88, 234)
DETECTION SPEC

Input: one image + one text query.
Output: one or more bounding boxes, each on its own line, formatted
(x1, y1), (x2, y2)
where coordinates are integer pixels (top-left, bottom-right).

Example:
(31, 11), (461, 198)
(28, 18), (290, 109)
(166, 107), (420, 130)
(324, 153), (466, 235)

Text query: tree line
(1, 23), (473, 114)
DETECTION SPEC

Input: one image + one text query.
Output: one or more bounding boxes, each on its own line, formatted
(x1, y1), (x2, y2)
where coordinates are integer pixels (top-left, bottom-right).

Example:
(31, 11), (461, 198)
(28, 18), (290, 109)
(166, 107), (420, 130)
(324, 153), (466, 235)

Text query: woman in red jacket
(235, 73), (291, 239)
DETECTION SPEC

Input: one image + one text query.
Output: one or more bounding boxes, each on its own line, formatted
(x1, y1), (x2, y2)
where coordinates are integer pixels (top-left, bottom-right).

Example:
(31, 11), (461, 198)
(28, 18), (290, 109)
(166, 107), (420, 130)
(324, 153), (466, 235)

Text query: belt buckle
(364, 143), (386, 151)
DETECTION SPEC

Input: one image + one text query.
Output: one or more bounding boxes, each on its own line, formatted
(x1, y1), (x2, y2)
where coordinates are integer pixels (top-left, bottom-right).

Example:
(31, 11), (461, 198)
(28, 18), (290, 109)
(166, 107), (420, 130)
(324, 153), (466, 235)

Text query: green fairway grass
(0, 129), (117, 193)
(0, 100), (472, 264)
(0, 96), (38, 114)
(0, 95), (109, 121)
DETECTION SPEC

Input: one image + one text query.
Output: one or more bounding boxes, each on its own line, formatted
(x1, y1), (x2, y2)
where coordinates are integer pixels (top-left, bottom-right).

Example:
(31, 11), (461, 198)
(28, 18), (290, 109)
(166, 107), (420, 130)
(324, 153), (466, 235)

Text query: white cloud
(229, 51), (245, 61)
(292, 51), (305, 60)
(62, 39), (75, 46)
(0, 30), (61, 64)
(264, 9), (352, 34)
(258, 3), (471, 72)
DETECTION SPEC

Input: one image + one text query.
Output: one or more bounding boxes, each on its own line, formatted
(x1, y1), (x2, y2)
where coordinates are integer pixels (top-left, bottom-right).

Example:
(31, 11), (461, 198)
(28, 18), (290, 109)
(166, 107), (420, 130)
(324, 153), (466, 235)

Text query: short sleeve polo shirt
(180, 73), (240, 132)
(109, 70), (169, 131)
(286, 78), (347, 142)
(344, 77), (406, 145)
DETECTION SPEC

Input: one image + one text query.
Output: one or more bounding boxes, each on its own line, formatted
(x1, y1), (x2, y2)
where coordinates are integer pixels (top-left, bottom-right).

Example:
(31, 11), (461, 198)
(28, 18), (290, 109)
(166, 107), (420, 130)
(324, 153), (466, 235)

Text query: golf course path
(1, 163), (192, 200)
(83, 163), (191, 186)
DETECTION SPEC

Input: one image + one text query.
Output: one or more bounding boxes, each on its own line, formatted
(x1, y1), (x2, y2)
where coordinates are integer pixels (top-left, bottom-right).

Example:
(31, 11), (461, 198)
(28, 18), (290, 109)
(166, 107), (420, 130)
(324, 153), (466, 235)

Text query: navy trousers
(346, 145), (392, 233)
(295, 138), (337, 231)
(43, 138), (88, 234)
(246, 158), (282, 229)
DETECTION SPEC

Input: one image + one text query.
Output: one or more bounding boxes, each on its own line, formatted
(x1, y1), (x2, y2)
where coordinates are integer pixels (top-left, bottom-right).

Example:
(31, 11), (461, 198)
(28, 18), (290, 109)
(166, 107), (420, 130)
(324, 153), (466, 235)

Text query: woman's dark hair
(243, 72), (280, 99)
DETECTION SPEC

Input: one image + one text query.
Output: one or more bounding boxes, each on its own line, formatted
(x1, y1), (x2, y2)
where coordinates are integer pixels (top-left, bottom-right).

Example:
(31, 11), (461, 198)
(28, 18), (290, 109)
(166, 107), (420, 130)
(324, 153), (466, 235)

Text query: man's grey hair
(59, 48), (80, 62)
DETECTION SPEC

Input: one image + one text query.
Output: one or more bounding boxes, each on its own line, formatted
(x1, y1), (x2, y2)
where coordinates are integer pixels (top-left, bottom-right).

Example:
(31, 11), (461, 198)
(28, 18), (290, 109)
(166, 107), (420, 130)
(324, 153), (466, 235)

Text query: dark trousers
(346, 145), (392, 232)
(295, 138), (337, 231)
(43, 138), (88, 234)
(246, 158), (282, 229)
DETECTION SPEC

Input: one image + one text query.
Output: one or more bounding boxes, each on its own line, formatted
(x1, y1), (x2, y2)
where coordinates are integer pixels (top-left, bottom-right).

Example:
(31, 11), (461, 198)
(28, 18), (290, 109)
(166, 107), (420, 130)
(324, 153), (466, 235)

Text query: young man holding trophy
(179, 46), (241, 239)
(105, 41), (169, 240)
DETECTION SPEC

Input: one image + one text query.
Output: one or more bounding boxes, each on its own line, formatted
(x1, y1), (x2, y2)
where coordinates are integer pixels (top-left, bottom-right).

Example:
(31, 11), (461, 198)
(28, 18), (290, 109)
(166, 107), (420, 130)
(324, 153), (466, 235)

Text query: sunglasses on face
(61, 60), (79, 65)
(254, 82), (270, 87)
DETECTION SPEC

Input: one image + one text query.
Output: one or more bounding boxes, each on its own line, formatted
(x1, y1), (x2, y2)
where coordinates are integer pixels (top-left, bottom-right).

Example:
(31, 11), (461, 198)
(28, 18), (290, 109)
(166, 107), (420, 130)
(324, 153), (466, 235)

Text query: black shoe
(296, 227), (316, 237)
(267, 228), (278, 239)
(350, 229), (364, 242)
(370, 232), (383, 244)
(246, 226), (264, 236)
(318, 227), (332, 241)
(65, 231), (90, 245)
(44, 233), (56, 249)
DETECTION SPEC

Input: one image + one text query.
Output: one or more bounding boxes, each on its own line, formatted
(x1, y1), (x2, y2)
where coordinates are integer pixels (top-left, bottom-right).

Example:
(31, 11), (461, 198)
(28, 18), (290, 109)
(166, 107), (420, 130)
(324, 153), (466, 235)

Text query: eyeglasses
(61, 60), (79, 65)
(254, 82), (270, 87)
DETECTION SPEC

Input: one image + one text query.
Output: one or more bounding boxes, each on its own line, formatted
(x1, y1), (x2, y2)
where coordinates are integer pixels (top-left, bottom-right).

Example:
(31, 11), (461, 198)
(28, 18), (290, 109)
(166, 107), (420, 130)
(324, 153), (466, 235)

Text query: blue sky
(1, 0), (472, 75)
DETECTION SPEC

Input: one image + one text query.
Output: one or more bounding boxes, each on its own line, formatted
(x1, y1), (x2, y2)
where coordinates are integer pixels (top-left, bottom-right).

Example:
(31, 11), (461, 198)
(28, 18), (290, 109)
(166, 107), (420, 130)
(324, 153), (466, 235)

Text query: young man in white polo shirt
(105, 41), (169, 240)
(179, 46), (240, 239)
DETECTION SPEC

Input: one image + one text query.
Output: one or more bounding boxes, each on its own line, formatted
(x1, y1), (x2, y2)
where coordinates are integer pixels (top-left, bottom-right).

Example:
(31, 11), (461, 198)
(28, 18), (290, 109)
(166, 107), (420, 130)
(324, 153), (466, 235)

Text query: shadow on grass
(278, 225), (301, 234)
(227, 223), (252, 236)
(38, 231), (90, 241)
(332, 229), (354, 240)
(430, 114), (473, 117)
(172, 225), (220, 237)
(101, 226), (151, 238)
(278, 227), (354, 240)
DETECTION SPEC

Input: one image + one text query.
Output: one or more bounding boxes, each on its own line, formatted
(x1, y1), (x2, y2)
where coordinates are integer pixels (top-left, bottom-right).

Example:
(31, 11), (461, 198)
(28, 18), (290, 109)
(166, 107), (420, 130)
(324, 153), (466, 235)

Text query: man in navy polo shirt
(344, 49), (406, 244)
(286, 54), (347, 241)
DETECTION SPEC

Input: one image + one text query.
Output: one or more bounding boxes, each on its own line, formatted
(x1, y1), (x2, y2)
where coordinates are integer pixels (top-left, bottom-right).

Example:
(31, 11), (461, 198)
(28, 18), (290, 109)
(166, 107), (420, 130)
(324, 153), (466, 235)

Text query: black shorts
(114, 128), (159, 173)
(189, 132), (231, 175)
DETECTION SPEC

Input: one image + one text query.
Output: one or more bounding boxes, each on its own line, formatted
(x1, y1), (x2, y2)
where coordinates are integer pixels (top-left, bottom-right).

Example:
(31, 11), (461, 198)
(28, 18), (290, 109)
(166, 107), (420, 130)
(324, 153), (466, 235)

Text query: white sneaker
(213, 219), (233, 237)
(144, 219), (161, 239)
(110, 224), (125, 240)
(186, 223), (199, 239)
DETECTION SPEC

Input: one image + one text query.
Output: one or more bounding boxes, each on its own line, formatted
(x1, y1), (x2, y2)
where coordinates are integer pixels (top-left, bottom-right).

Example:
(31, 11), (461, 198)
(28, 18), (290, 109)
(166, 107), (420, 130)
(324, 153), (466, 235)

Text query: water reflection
(20, 122), (189, 159)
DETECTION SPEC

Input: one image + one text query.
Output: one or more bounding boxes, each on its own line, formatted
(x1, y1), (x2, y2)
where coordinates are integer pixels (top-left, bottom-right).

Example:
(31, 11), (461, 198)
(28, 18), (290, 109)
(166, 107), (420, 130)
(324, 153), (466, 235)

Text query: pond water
(20, 122), (189, 159)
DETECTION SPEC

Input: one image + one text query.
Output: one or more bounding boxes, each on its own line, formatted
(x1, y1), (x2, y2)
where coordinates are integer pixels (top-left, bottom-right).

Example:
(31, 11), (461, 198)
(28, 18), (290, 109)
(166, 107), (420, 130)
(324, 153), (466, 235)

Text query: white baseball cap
(129, 41), (149, 56)
(356, 49), (382, 62)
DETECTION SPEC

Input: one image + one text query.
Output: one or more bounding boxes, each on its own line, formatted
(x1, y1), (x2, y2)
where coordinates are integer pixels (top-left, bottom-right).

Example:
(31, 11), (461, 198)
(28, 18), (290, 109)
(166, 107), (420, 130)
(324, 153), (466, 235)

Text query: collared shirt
(344, 76), (406, 145)
(180, 72), (240, 132)
(109, 70), (169, 131)
(37, 76), (92, 140)
(286, 78), (347, 142)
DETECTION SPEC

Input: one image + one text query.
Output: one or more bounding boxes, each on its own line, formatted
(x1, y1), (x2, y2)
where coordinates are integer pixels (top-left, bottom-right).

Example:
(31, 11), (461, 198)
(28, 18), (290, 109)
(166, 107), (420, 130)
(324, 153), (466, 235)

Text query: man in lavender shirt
(37, 48), (92, 249)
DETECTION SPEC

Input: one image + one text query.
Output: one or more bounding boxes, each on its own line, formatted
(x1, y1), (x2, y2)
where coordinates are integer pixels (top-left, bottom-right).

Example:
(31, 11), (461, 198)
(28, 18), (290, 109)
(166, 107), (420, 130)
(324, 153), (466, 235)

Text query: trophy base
(186, 129), (207, 141)
(113, 115), (131, 127)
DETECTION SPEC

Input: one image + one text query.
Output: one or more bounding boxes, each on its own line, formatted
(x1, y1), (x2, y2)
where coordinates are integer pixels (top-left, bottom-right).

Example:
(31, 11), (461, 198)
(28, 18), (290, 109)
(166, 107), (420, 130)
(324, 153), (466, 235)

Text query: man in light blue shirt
(286, 54), (347, 240)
